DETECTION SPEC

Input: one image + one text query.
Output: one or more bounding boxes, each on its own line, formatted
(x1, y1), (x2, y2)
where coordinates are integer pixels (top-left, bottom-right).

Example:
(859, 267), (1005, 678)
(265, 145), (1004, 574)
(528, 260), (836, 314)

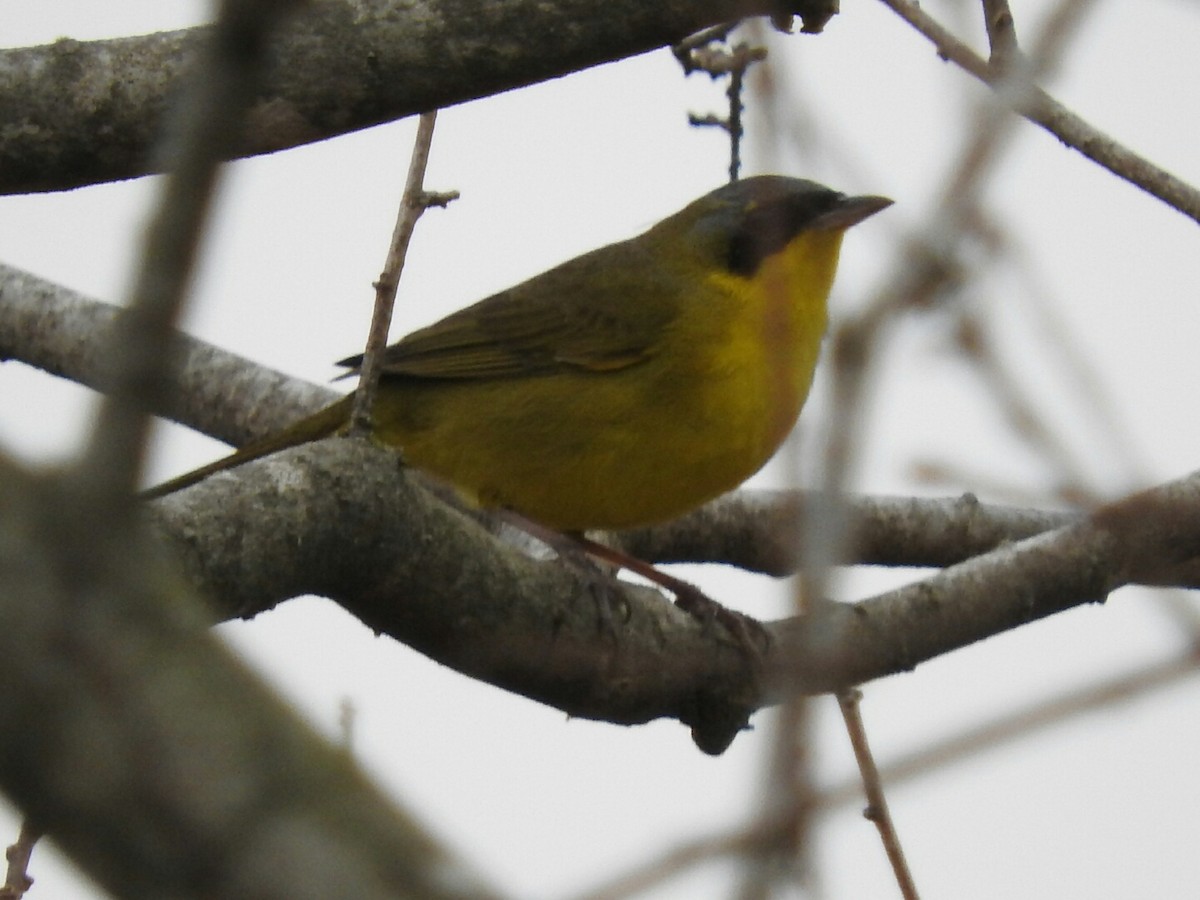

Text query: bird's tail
(141, 394), (354, 500)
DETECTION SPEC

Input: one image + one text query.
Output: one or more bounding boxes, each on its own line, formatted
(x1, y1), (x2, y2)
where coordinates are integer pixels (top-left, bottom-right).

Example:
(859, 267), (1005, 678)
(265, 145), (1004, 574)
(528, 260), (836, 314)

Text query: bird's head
(659, 175), (892, 278)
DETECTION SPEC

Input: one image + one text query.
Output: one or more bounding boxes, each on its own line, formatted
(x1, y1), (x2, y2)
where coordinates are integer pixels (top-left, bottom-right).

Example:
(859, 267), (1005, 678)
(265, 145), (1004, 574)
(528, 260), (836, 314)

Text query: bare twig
(737, 694), (819, 898)
(0, 821), (41, 900)
(678, 28), (767, 182)
(981, 0), (1019, 69)
(823, 650), (1200, 807)
(571, 651), (1200, 900)
(726, 59), (749, 182)
(349, 110), (457, 433)
(837, 690), (921, 900)
(876, 0), (1200, 224)
(672, 22), (739, 72)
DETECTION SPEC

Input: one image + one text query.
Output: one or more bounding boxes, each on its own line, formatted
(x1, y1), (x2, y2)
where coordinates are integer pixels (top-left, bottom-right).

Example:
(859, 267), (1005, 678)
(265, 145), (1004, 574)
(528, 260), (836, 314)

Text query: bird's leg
(494, 512), (630, 641)
(499, 512), (769, 654)
(570, 533), (771, 656)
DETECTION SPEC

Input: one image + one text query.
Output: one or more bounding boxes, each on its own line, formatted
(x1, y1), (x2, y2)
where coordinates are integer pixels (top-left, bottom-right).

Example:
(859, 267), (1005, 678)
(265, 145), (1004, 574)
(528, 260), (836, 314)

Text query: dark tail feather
(141, 395), (354, 500)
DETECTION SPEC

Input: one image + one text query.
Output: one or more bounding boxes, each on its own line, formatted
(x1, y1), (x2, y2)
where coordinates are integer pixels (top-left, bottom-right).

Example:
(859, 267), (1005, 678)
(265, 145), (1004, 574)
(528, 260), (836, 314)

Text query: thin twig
(350, 110), (457, 433)
(677, 26), (766, 183)
(981, 0), (1019, 68)
(671, 22), (739, 72)
(0, 821), (41, 900)
(875, 0), (1200, 224)
(825, 650), (1200, 808)
(727, 62), (746, 182)
(837, 690), (920, 900)
(569, 651), (1200, 900)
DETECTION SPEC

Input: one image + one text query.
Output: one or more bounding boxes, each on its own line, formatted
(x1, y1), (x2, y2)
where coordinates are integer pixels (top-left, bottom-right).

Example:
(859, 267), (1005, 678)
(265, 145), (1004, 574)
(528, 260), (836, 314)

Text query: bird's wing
(339, 242), (680, 380)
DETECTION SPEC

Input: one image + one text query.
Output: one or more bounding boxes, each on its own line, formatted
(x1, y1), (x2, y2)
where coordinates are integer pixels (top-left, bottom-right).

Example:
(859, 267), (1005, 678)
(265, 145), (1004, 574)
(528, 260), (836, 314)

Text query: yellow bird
(146, 176), (890, 530)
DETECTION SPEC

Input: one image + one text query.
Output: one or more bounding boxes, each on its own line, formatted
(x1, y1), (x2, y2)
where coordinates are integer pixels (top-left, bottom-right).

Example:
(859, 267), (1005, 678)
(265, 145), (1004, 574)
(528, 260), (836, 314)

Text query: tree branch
(74, 0), (301, 508)
(350, 110), (454, 433)
(146, 436), (769, 755)
(0, 0), (837, 194)
(769, 469), (1200, 695)
(142, 426), (1200, 752)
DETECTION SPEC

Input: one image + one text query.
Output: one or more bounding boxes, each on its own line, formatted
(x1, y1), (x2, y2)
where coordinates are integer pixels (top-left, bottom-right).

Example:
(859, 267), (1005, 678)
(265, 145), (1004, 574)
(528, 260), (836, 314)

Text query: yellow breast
(375, 229), (844, 531)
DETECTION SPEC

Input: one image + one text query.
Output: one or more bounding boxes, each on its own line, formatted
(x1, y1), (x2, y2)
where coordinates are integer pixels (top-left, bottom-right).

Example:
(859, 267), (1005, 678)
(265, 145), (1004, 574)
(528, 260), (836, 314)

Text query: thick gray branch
(148, 436), (765, 754)
(0, 0), (829, 194)
(772, 472), (1200, 692)
(144, 432), (1200, 754)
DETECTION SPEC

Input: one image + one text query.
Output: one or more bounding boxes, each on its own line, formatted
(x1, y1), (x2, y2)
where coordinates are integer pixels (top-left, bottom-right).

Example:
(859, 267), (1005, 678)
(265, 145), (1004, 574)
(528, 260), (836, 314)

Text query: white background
(2, 1), (1199, 897)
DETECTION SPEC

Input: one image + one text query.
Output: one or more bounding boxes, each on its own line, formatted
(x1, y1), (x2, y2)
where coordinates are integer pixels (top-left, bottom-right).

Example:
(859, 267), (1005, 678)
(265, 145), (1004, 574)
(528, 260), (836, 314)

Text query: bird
(145, 175), (890, 534)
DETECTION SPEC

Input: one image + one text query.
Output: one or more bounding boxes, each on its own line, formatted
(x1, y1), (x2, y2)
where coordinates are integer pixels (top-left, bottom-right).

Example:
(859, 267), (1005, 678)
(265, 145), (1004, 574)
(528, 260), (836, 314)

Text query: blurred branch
(0, 1), (510, 894)
(0, 0), (836, 194)
(570, 650), (1200, 900)
(567, 821), (770, 900)
(748, 0), (1092, 843)
(0, 455), (504, 900)
(949, 310), (1101, 506)
(0, 263), (336, 448)
(822, 649), (1200, 808)
(737, 684), (818, 896)
(1000, 228), (1147, 486)
(793, 0), (1099, 687)
(74, 0), (301, 510)
(876, 0), (1200, 224)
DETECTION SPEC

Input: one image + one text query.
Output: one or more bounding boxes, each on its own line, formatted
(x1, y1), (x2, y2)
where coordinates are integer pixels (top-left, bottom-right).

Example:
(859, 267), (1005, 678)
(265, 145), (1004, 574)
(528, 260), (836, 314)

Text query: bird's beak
(814, 194), (893, 231)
